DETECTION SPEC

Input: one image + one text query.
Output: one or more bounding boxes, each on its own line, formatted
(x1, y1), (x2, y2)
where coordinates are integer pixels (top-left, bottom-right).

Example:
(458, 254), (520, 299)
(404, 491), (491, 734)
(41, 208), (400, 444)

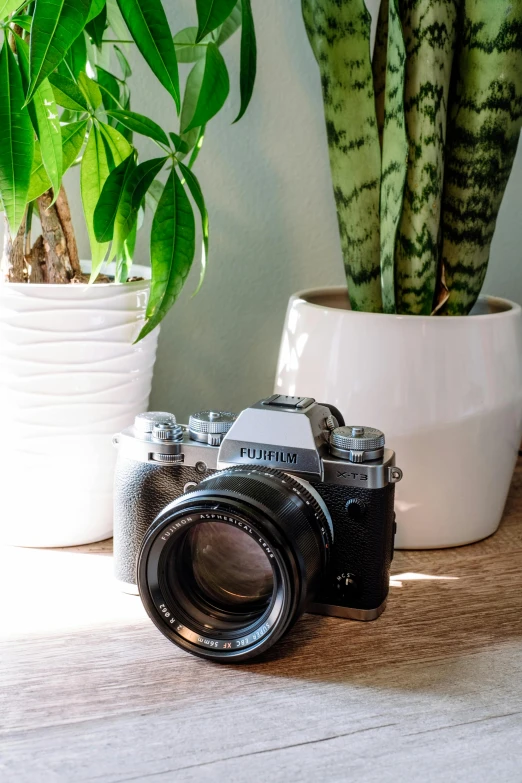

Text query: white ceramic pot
(275, 287), (522, 548)
(0, 266), (159, 547)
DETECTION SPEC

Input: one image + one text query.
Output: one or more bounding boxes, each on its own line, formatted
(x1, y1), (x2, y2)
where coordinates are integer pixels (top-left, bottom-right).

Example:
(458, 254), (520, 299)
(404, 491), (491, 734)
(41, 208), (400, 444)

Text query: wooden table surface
(2, 462), (522, 783)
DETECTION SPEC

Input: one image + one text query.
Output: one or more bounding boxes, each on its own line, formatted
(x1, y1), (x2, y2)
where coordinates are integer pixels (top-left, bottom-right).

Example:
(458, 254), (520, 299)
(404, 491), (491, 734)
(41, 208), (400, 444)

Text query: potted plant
(276, 0), (522, 547)
(0, 0), (257, 547)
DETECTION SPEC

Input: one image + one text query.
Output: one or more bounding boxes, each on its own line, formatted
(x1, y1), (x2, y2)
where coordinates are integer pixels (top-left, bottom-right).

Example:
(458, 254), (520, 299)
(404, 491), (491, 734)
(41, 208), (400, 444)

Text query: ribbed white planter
(276, 287), (522, 549)
(0, 266), (159, 547)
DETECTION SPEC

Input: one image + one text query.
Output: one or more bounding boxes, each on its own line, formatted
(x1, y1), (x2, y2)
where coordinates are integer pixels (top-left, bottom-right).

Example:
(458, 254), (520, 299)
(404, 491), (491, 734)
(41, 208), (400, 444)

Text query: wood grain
(2, 462), (522, 782)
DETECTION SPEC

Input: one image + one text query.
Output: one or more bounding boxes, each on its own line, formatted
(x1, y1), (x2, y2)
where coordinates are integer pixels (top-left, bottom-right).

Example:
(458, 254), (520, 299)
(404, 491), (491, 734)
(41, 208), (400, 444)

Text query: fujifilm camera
(113, 395), (402, 662)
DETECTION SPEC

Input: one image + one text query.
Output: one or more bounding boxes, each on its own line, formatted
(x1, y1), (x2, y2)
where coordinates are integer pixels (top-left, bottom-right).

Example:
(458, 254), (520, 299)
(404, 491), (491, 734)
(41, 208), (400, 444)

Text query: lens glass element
(179, 522), (274, 612)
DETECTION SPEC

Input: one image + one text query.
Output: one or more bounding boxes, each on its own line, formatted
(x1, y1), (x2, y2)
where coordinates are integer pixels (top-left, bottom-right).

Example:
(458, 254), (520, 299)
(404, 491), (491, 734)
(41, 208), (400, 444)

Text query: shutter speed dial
(330, 425), (385, 463)
(188, 411), (237, 446)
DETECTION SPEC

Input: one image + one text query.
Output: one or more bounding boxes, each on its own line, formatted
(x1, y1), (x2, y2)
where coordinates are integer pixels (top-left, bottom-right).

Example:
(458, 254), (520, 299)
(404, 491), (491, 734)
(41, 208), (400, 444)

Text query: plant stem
(55, 186), (82, 277)
(1, 213), (26, 282)
(37, 190), (81, 283)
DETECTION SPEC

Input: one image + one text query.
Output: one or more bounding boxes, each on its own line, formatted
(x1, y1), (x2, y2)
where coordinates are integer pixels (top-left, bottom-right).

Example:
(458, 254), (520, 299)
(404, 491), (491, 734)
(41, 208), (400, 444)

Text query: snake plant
(303, 0), (522, 316)
(0, 0), (256, 340)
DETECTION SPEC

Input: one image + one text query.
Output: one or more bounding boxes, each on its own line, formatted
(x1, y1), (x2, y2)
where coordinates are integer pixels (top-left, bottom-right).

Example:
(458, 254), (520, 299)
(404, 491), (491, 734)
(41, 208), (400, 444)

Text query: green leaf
(0, 40), (34, 235)
(234, 0), (256, 122)
(114, 44), (132, 78)
(106, 0), (130, 44)
(215, 1), (241, 45)
(28, 121), (87, 202)
(168, 132), (189, 154)
(187, 124), (205, 168)
(64, 30), (88, 79)
(196, 0), (237, 42)
(116, 0), (179, 110)
(94, 152), (134, 242)
(182, 42), (229, 132)
(86, 0), (106, 24)
(17, 36), (62, 200)
(145, 178), (163, 212)
(179, 161), (208, 296)
(49, 73), (89, 111)
(96, 66), (120, 111)
(9, 14), (32, 31)
(106, 109), (169, 146)
(97, 120), (132, 169)
(123, 215), (137, 263)
(78, 71), (103, 109)
(86, 2), (107, 47)
(27, 0), (92, 101)
(0, 0), (24, 21)
(138, 167), (196, 340)
(173, 27), (210, 63)
(186, 125), (205, 168)
(180, 62), (204, 152)
(81, 121), (131, 276)
(113, 156), (167, 259)
(27, 142), (48, 203)
(127, 157), (167, 210)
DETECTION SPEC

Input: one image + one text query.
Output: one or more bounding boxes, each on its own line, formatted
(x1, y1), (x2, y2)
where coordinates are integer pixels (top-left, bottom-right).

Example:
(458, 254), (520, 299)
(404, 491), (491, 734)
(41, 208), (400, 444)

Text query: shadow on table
(246, 554), (522, 686)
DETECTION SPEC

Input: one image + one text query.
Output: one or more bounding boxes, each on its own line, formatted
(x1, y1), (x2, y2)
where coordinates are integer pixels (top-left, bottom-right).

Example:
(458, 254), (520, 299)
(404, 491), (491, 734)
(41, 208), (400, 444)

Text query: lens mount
(137, 466), (332, 662)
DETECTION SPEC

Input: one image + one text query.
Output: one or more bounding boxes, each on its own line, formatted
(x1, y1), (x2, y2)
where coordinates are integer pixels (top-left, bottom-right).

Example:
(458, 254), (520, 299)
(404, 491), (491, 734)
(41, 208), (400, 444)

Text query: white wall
(12, 1), (522, 421)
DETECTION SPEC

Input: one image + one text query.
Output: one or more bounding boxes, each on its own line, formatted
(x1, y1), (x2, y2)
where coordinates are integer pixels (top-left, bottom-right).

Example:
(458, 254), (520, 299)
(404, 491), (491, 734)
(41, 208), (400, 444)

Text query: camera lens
(137, 466), (332, 662)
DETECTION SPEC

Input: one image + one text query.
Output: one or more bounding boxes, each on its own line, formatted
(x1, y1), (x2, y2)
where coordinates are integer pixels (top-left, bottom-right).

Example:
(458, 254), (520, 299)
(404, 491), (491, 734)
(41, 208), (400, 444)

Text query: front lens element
(181, 522), (274, 610)
(138, 466), (332, 662)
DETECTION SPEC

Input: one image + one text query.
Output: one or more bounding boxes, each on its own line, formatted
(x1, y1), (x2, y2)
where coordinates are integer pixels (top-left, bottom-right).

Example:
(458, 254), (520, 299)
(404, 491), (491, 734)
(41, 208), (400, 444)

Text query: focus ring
(203, 466), (331, 546)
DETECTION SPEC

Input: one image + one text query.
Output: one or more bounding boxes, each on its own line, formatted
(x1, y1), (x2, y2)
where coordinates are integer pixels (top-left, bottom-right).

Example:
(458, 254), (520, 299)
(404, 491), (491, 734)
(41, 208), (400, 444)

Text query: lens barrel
(137, 466), (332, 662)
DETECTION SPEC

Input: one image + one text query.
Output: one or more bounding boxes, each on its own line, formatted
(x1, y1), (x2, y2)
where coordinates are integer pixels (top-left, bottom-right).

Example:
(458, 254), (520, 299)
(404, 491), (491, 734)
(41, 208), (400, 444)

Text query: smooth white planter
(276, 287), (522, 548)
(0, 266), (159, 547)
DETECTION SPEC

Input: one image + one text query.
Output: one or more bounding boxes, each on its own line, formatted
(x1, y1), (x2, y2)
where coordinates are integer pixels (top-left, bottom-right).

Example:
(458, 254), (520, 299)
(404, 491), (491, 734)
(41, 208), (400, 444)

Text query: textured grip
(113, 455), (214, 586)
(311, 481), (396, 611)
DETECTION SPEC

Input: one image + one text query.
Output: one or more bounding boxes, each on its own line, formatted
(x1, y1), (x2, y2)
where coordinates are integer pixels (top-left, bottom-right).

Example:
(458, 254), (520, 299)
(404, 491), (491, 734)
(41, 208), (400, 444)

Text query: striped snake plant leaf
(379, 0), (408, 313)
(440, 0), (522, 315)
(302, 0), (382, 312)
(372, 0), (389, 150)
(394, 0), (459, 315)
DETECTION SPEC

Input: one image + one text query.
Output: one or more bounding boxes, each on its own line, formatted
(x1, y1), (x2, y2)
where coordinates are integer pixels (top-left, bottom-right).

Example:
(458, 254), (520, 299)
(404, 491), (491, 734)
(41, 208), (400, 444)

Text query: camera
(113, 395), (402, 662)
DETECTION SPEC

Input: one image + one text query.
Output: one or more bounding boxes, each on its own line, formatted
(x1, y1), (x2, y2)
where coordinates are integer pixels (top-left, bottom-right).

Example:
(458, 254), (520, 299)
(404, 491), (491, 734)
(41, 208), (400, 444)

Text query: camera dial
(134, 411), (177, 436)
(189, 410), (237, 446)
(330, 426), (385, 463)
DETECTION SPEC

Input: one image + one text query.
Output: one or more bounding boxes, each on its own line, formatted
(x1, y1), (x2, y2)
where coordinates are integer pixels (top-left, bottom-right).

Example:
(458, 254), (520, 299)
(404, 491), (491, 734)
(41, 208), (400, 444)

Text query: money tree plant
(0, 0), (256, 339)
(302, 0), (522, 315)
